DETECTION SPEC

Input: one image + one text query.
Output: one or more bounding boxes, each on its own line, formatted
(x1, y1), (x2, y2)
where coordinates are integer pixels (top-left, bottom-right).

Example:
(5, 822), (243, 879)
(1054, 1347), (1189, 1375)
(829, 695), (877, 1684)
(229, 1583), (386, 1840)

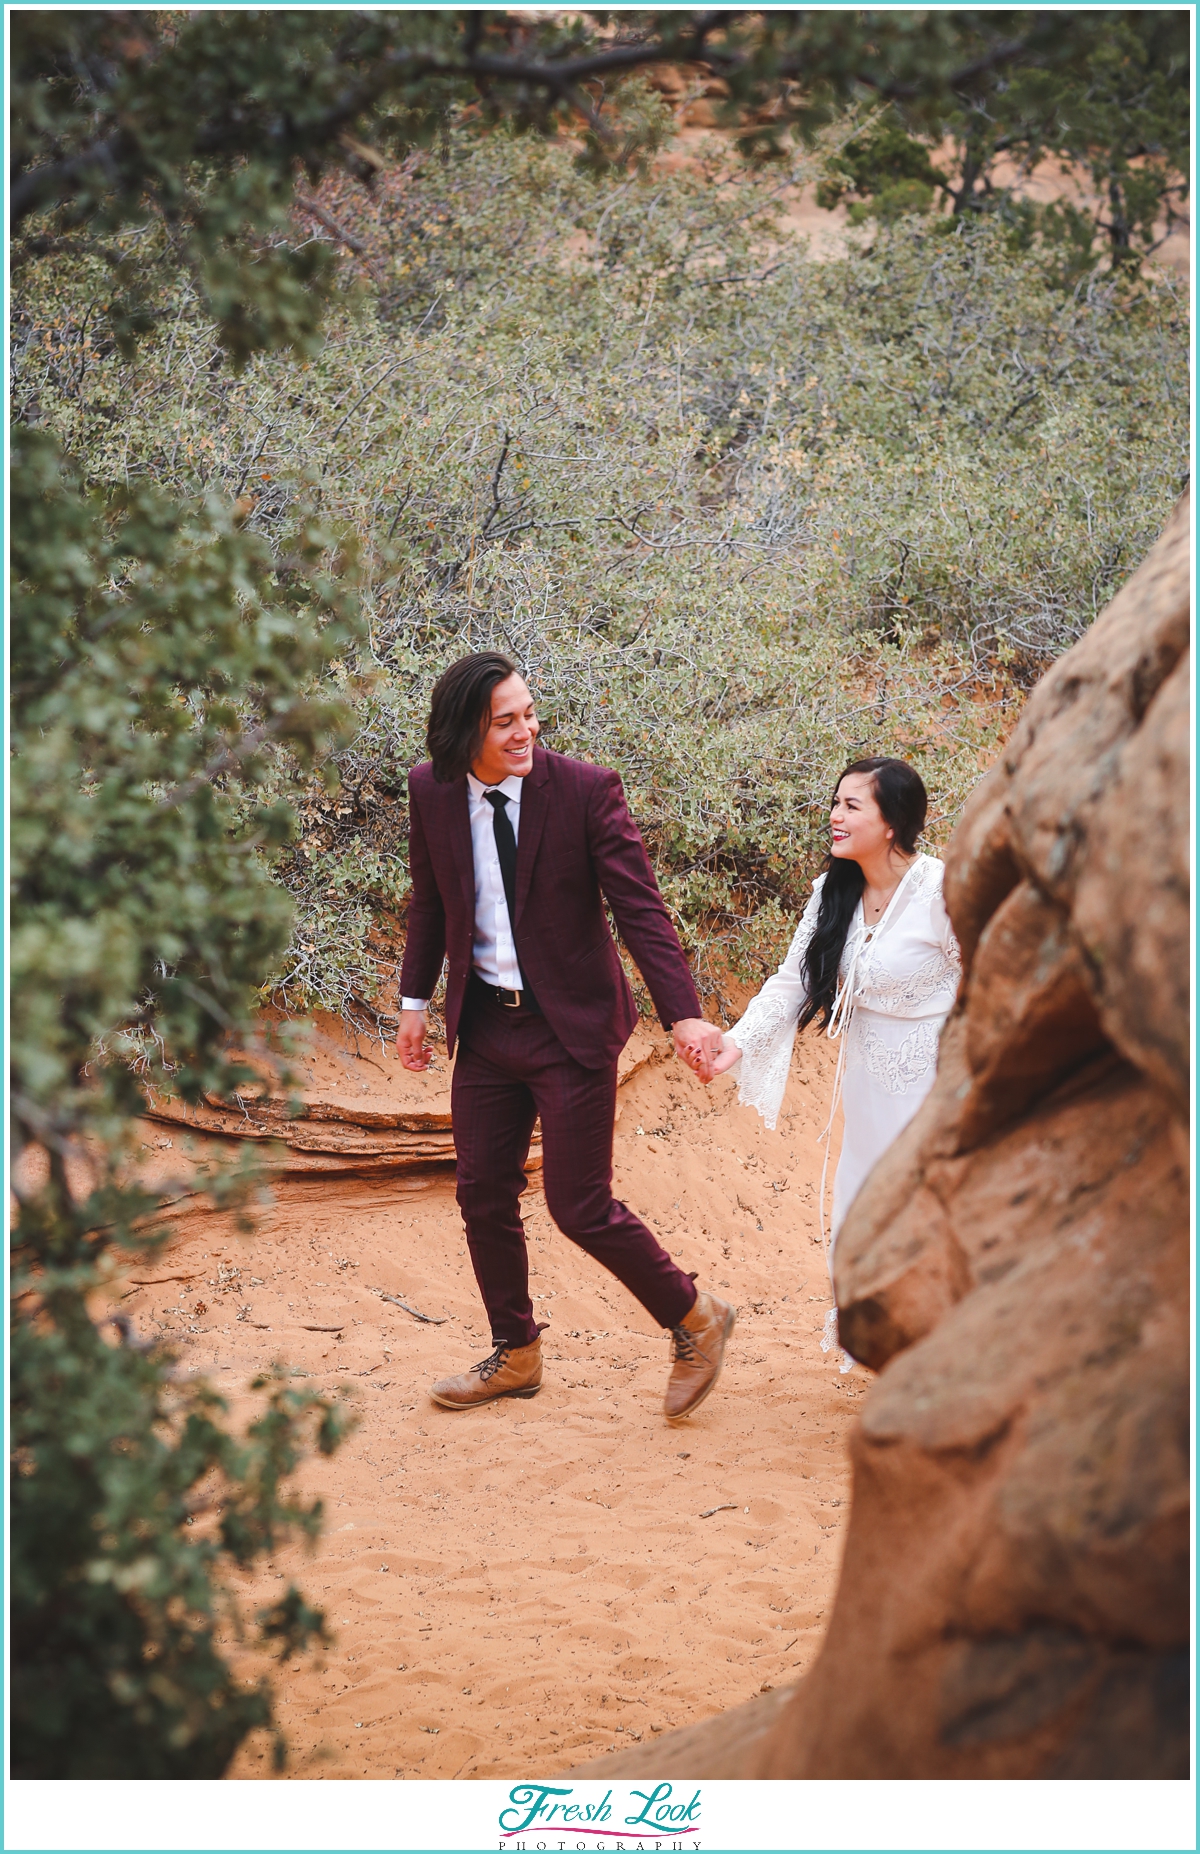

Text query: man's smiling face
(471, 672), (539, 784)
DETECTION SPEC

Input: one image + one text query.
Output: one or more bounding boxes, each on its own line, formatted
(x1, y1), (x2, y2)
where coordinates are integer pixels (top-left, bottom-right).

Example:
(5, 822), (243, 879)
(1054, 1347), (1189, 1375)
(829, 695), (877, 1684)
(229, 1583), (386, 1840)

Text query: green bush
(816, 109), (944, 216)
(9, 429), (360, 1776)
(847, 177), (937, 225)
(811, 17), (1188, 275)
(15, 128), (1186, 1027)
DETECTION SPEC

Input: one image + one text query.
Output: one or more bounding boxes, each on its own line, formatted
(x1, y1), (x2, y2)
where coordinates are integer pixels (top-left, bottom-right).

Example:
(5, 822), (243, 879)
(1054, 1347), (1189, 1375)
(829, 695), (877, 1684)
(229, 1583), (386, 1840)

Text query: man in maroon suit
(396, 651), (734, 1422)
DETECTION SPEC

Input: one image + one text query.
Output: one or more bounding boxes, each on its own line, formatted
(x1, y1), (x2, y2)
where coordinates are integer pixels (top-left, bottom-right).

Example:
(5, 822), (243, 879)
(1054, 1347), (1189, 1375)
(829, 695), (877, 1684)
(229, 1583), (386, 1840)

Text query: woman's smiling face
(830, 771), (894, 864)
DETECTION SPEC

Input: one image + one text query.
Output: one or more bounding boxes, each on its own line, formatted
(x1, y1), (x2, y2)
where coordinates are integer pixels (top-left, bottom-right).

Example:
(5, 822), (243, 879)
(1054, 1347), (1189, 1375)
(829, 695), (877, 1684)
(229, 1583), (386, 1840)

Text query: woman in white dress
(709, 758), (961, 1364)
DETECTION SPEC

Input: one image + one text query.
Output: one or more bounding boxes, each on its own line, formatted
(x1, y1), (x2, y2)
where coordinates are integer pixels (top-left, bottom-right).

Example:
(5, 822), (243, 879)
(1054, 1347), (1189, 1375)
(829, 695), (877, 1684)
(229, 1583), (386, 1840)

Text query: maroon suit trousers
(452, 984), (697, 1347)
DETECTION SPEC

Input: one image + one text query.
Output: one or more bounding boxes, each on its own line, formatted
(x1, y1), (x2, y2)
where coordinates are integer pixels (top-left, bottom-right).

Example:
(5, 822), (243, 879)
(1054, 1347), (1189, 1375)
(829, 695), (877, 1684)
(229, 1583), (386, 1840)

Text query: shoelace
(473, 1343), (510, 1382)
(669, 1325), (711, 1366)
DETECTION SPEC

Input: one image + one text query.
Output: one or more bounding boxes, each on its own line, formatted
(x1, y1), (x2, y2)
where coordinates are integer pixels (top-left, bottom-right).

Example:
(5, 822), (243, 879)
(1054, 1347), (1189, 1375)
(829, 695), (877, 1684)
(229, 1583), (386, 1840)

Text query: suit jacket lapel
(514, 749), (550, 925)
(443, 776), (475, 920)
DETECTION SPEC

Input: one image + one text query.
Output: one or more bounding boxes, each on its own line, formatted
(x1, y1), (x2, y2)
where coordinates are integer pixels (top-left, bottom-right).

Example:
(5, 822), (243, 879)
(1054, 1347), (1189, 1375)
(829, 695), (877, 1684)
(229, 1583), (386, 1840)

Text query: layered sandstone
(576, 492), (1190, 1781)
(138, 1013), (664, 1210)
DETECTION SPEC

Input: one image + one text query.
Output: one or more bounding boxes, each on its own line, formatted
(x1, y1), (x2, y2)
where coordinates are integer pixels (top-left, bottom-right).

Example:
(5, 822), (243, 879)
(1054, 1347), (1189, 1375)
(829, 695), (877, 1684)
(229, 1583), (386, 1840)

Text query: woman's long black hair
(798, 757), (928, 1032)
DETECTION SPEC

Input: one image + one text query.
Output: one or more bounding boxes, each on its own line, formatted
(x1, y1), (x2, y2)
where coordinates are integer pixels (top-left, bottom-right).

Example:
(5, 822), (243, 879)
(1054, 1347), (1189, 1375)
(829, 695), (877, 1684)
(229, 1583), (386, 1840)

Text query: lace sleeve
(725, 885), (823, 1130)
(928, 867), (963, 977)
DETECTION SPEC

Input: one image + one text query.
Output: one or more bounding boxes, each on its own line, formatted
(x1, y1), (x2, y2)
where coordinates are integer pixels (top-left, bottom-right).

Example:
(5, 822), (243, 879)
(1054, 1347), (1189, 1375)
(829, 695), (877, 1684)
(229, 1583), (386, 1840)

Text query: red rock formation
(139, 1011), (458, 1200)
(572, 491), (1190, 1781)
(138, 1012), (662, 1209)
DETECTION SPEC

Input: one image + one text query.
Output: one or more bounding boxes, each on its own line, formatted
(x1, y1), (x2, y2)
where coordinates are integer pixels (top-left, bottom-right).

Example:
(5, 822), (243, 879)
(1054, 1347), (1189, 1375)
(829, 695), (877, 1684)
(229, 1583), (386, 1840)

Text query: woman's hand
(709, 1035), (741, 1077)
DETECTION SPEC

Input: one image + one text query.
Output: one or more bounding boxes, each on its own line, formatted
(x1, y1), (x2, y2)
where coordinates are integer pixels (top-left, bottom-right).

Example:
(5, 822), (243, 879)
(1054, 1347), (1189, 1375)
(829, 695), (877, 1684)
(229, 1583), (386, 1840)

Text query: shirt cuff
(401, 997), (429, 1012)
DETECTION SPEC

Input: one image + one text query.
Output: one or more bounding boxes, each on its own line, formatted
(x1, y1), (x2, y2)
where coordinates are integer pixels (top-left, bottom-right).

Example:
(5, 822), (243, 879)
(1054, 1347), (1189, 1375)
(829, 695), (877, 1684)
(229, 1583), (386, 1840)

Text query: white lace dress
(726, 853), (961, 1248)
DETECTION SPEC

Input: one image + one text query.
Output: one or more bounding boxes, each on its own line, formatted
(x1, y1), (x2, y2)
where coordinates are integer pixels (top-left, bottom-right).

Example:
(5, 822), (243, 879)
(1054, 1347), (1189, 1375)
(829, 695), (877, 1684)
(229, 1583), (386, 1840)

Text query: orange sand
(112, 1029), (862, 1780)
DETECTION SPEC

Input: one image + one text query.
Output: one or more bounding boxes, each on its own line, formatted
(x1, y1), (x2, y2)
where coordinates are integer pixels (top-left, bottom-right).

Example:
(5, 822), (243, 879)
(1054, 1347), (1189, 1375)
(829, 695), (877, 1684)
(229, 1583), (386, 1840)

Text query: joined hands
(398, 1007), (739, 1085)
(671, 1017), (731, 1084)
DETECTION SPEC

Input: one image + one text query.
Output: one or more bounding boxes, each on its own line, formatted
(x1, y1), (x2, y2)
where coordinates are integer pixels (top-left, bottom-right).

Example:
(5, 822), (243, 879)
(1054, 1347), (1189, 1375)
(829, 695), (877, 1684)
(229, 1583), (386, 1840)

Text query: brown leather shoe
(430, 1334), (544, 1410)
(663, 1290), (736, 1423)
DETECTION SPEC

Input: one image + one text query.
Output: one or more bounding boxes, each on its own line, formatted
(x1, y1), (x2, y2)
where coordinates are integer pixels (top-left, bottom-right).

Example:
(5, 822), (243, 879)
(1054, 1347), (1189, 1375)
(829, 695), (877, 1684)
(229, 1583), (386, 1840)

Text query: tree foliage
(16, 124), (1186, 1030)
(12, 1329), (346, 1778)
(9, 430), (360, 1775)
(815, 14), (1188, 276)
(13, 9), (1176, 354)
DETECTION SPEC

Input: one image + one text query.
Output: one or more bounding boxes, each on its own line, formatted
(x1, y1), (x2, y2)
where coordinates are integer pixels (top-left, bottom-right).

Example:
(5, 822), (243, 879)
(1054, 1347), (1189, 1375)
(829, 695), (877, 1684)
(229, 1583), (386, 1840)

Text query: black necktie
(483, 790), (531, 995)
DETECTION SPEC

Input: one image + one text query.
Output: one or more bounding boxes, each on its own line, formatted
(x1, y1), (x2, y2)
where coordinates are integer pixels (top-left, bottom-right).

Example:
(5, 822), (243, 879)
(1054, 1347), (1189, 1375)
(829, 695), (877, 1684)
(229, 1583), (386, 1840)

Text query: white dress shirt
(401, 771), (525, 1009)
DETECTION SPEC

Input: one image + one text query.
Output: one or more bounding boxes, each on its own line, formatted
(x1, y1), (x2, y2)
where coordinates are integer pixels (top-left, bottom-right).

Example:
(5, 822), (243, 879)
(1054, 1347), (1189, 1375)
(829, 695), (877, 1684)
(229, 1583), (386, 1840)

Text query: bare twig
(294, 190), (370, 260)
(379, 1292), (446, 1326)
(325, 353), (419, 454)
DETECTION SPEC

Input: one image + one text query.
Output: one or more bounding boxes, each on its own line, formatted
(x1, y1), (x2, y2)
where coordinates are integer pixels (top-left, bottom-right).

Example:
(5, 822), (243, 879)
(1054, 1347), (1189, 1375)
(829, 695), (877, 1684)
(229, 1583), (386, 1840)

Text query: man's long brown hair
(426, 651), (518, 782)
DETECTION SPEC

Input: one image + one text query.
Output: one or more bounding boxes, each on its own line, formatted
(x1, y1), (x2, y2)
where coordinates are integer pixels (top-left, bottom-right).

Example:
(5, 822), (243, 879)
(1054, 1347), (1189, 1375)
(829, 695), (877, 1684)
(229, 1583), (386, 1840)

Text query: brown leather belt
(470, 971), (541, 1014)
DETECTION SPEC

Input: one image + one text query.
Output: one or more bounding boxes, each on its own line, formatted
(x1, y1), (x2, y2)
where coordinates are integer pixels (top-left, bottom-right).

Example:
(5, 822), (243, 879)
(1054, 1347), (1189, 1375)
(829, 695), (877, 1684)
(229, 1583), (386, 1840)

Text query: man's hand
(671, 1017), (724, 1084)
(395, 1008), (433, 1072)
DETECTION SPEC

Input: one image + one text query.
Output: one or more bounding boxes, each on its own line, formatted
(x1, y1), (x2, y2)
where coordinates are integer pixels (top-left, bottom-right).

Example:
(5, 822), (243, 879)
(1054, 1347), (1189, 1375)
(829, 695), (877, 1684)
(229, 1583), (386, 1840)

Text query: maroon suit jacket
(399, 747), (702, 1069)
